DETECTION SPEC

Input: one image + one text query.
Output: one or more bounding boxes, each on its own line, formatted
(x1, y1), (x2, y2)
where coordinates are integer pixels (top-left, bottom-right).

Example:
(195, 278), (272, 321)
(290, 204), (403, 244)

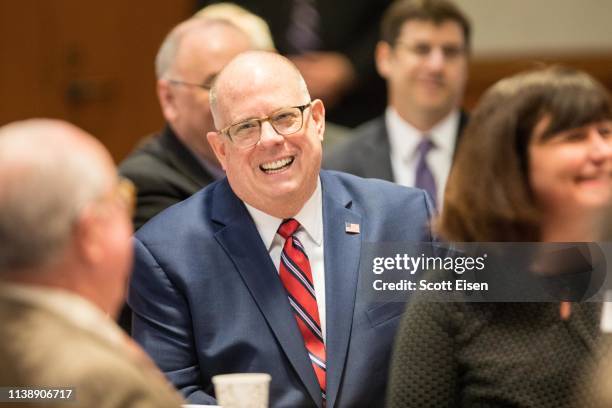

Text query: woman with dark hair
(387, 66), (612, 407)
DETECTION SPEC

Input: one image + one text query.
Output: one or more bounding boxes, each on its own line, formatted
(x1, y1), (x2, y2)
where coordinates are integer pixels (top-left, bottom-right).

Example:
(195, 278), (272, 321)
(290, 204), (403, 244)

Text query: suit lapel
(361, 118), (394, 181)
(211, 180), (322, 406)
(320, 172), (362, 408)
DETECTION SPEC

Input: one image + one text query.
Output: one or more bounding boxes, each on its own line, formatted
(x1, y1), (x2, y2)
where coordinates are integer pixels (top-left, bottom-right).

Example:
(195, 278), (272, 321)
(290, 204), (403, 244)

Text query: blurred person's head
(376, 0), (470, 131)
(0, 119), (134, 318)
(194, 2), (276, 51)
(156, 18), (251, 163)
(207, 51), (325, 218)
(439, 66), (612, 242)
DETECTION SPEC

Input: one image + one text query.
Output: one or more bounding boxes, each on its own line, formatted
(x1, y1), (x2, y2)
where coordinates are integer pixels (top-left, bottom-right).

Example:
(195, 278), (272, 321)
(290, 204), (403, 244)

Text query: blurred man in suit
(119, 17), (252, 230)
(0, 119), (183, 408)
(325, 0), (470, 209)
(128, 51), (435, 407)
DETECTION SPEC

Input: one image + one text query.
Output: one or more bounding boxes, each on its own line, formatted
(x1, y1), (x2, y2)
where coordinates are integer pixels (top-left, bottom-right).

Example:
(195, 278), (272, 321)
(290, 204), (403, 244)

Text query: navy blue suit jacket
(129, 170), (435, 407)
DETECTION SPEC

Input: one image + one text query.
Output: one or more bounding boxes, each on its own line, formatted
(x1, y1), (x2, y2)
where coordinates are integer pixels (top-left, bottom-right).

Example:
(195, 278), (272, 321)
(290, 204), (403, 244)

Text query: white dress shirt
(386, 107), (459, 207)
(245, 177), (326, 340)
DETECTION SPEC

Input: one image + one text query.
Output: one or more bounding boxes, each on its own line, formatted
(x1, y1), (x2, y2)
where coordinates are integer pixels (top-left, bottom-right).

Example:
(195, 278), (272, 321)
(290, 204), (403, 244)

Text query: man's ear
(206, 131), (228, 170)
(375, 41), (392, 79)
(310, 99), (326, 142)
(157, 79), (178, 122)
(72, 207), (105, 266)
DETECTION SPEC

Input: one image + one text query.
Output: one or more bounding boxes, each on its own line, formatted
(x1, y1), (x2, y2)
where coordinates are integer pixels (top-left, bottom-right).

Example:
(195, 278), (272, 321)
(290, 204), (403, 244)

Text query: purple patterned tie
(414, 137), (437, 208)
(286, 0), (321, 53)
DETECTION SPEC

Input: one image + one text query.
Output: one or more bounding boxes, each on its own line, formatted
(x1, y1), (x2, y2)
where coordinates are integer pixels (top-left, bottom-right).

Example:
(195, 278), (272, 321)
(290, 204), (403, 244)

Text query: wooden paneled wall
(1, 1), (610, 161)
(0, 1), (193, 162)
(464, 54), (612, 109)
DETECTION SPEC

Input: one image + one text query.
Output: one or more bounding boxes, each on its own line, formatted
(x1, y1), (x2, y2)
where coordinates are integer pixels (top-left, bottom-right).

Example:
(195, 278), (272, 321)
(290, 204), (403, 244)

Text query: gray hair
(155, 17), (246, 79)
(194, 2), (276, 51)
(0, 120), (108, 274)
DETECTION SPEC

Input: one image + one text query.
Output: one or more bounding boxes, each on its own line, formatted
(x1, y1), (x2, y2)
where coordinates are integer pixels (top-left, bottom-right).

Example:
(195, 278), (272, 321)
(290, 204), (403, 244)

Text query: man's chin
(264, 181), (300, 198)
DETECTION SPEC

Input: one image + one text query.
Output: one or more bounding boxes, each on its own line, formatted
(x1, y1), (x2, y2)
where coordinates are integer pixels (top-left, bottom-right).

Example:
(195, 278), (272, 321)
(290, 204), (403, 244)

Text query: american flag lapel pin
(345, 222), (360, 234)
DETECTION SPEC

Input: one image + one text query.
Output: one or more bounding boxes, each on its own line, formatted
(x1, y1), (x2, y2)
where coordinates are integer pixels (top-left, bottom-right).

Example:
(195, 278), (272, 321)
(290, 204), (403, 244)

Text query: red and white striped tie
(278, 218), (326, 404)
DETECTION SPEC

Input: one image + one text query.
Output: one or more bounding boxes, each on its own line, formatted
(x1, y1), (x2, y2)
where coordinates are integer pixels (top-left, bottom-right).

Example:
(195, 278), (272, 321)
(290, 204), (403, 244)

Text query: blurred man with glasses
(128, 51), (436, 407)
(119, 17), (253, 230)
(325, 0), (470, 209)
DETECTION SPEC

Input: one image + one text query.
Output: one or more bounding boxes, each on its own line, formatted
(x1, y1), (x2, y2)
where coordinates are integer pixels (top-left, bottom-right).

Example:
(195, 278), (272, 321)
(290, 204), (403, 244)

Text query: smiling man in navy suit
(129, 51), (435, 407)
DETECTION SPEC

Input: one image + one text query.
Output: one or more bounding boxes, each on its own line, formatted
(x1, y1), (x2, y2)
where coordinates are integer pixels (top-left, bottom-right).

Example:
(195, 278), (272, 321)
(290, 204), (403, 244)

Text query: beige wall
(460, 0), (612, 56)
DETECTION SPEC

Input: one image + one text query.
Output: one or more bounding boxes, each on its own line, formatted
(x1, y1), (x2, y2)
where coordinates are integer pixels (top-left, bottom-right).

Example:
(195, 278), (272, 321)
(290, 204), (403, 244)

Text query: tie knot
(417, 137), (435, 156)
(278, 218), (300, 239)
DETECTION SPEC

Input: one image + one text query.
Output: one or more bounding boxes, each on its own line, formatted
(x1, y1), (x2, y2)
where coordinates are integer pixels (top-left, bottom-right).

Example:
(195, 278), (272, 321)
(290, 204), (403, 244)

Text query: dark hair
(439, 66), (612, 242)
(380, 0), (471, 48)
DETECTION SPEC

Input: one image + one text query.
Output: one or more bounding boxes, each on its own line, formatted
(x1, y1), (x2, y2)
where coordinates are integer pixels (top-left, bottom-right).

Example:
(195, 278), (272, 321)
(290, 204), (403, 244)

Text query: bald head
(0, 119), (114, 273)
(210, 51), (310, 129)
(156, 18), (250, 80)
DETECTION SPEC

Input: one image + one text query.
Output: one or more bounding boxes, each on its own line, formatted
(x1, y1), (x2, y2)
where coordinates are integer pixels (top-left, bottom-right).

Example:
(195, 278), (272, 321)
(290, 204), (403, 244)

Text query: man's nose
(258, 120), (284, 147)
(425, 47), (445, 71)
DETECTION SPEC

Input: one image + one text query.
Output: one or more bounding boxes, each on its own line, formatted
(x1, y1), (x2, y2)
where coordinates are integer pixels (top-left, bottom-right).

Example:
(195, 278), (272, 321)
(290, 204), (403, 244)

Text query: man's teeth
(261, 157), (294, 172)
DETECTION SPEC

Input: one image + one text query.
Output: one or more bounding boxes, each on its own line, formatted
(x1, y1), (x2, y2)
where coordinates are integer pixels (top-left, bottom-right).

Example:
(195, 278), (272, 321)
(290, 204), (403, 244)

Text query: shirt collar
(386, 107), (460, 160)
(245, 177), (323, 250)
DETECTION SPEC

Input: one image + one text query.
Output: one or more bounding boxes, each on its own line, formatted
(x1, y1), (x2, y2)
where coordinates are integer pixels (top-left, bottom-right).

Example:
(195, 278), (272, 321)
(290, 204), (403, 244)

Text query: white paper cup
(182, 405), (220, 408)
(212, 373), (271, 408)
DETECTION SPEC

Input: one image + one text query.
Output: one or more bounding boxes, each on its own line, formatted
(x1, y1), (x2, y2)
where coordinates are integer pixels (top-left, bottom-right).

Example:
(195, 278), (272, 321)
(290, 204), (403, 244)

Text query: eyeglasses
(75, 177), (136, 224)
(94, 177), (136, 218)
(115, 177), (136, 218)
(394, 41), (466, 60)
(219, 103), (312, 148)
(167, 78), (215, 91)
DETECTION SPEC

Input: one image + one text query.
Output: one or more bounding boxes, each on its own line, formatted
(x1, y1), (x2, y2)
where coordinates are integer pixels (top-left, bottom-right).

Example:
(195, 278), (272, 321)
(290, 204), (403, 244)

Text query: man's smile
(259, 156), (295, 174)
